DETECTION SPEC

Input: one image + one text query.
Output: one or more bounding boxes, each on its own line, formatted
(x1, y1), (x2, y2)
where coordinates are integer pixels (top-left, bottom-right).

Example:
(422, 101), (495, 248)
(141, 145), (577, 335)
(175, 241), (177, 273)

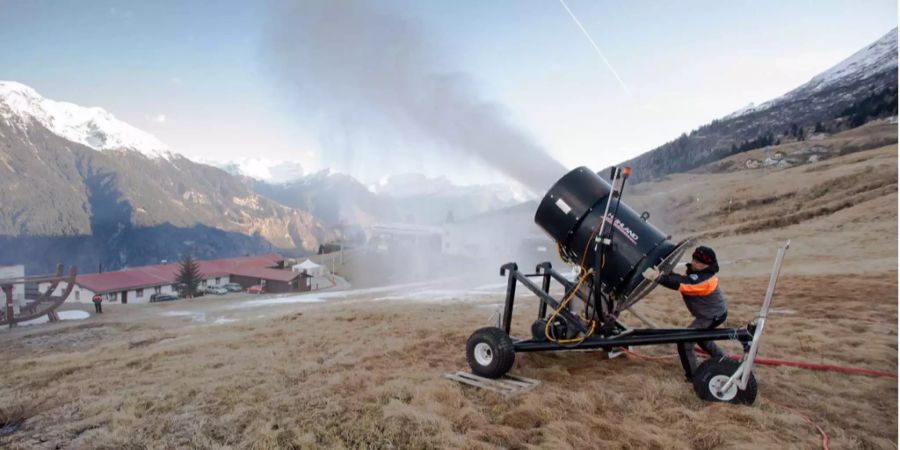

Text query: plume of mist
(262, 0), (567, 195)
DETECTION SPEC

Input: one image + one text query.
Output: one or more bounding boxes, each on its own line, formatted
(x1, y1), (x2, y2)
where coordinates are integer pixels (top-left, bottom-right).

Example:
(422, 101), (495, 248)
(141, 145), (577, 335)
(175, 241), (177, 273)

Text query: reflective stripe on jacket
(658, 265), (727, 320)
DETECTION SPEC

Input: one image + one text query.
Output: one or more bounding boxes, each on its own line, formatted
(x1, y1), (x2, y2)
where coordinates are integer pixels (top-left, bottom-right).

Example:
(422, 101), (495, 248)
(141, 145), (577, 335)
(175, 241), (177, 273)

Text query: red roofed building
(44, 253), (311, 304)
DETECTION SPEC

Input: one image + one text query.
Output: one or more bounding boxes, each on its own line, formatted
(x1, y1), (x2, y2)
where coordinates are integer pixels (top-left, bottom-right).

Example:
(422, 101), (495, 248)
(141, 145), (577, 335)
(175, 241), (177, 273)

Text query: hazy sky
(0, 0), (896, 186)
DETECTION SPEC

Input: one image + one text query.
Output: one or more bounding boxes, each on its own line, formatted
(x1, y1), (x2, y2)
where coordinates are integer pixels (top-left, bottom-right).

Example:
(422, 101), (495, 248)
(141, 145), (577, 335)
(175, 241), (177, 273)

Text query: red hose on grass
(723, 355), (897, 378)
(765, 399), (830, 450)
(619, 348), (842, 449)
(620, 348), (898, 378)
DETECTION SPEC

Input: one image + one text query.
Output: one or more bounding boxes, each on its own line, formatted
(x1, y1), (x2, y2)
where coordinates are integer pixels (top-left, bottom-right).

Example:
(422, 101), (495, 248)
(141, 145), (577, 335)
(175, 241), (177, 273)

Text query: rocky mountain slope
(0, 82), (335, 272)
(623, 28), (898, 182)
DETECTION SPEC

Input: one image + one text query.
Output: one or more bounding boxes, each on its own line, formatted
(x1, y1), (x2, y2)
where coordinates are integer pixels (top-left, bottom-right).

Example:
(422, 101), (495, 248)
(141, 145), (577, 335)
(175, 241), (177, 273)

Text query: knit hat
(692, 246), (717, 265)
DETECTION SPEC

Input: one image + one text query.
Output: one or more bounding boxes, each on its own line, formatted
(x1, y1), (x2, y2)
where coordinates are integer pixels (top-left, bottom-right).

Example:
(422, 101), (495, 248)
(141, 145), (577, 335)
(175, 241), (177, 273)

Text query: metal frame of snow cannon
(711, 241), (789, 399)
(494, 261), (753, 354)
(470, 244), (789, 404)
(465, 164), (789, 404)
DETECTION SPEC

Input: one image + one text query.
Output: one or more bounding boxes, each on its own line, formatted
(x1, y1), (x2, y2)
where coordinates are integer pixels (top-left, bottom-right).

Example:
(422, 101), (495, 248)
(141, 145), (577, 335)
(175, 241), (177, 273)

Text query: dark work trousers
(94, 302), (102, 314)
(679, 313), (727, 379)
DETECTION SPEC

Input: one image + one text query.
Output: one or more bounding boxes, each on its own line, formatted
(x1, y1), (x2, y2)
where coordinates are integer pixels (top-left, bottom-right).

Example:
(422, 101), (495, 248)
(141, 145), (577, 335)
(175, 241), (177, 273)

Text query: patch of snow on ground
(160, 310), (207, 322)
(228, 277), (466, 310)
(230, 295), (326, 309)
(19, 310), (90, 326)
(373, 287), (513, 303)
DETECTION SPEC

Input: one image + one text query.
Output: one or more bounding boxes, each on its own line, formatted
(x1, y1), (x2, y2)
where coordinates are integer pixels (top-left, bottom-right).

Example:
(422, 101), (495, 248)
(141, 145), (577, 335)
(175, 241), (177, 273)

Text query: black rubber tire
(466, 327), (515, 379)
(692, 358), (758, 405)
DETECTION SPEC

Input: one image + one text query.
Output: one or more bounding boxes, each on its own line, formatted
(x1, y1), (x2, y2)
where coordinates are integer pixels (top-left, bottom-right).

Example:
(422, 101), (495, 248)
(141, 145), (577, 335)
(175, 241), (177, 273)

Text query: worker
(642, 246), (727, 380)
(92, 293), (103, 314)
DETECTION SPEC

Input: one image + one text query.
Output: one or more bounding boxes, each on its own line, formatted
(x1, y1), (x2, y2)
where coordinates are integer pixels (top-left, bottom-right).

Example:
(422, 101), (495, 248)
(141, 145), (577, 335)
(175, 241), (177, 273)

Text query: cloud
(152, 114), (167, 124)
(170, 77), (184, 85)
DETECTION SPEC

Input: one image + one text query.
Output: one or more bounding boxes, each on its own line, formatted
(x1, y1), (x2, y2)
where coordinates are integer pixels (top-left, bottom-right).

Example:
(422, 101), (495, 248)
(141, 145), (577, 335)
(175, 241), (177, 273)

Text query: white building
(41, 253), (292, 304)
(292, 259), (326, 277)
(0, 265), (26, 314)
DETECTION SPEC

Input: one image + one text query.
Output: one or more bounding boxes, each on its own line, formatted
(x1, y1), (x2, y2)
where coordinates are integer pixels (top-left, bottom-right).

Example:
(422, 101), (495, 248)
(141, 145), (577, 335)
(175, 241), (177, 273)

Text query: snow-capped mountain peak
(723, 102), (758, 119)
(199, 157), (305, 183)
(0, 81), (172, 159)
(802, 28), (898, 93)
(725, 28), (897, 120)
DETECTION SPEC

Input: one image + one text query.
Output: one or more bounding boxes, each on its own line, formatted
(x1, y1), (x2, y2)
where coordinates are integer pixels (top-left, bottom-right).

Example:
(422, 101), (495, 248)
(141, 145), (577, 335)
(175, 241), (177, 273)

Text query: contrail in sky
(558, 0), (632, 97)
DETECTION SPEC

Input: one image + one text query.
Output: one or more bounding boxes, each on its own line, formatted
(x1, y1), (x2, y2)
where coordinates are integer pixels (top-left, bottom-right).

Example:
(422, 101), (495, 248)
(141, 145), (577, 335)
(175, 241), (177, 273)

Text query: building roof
(228, 265), (305, 283)
(294, 259), (323, 269)
(75, 253), (294, 293)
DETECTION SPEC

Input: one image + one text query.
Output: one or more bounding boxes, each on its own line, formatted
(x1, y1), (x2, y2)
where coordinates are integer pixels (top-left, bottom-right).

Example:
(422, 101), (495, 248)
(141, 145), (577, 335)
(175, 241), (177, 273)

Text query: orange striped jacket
(658, 265), (727, 319)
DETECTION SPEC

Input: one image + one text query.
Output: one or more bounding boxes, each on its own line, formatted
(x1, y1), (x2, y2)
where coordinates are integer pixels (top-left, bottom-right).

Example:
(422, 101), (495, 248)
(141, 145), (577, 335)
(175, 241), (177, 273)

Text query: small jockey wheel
(692, 358), (758, 404)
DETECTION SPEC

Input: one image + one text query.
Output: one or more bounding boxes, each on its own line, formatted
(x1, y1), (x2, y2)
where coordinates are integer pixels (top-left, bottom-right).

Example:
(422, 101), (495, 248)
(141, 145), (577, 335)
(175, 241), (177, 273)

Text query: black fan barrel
(534, 167), (678, 297)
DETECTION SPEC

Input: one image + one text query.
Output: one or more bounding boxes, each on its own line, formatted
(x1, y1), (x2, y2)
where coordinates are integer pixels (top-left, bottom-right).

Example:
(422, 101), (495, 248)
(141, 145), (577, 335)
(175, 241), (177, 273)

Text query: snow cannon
(461, 165), (792, 406)
(533, 166), (686, 306)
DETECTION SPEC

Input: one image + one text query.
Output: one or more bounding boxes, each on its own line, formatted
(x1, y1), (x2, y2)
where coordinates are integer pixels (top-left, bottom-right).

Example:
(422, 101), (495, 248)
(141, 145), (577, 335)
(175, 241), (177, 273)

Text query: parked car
(172, 283), (204, 298)
(149, 294), (178, 303)
(222, 283), (243, 292)
(204, 286), (228, 295)
(176, 289), (204, 299)
(247, 284), (266, 294)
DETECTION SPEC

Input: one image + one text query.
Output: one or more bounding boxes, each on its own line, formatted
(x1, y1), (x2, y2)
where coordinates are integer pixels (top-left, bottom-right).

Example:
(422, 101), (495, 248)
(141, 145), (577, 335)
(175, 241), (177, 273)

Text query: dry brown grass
(627, 122), (897, 238)
(0, 122), (896, 449)
(0, 268), (896, 449)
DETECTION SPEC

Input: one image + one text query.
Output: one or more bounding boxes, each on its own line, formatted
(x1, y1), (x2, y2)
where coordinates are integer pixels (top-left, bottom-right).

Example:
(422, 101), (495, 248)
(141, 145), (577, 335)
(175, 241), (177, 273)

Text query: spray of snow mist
(262, 0), (566, 195)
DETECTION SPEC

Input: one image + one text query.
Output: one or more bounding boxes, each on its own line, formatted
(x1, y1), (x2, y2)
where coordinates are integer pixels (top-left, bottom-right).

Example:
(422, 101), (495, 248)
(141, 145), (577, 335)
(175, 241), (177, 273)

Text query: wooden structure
(0, 264), (77, 328)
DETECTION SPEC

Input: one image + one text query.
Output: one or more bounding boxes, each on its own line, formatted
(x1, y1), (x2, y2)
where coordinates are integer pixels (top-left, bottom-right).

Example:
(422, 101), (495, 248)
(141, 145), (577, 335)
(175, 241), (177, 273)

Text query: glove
(642, 266), (660, 281)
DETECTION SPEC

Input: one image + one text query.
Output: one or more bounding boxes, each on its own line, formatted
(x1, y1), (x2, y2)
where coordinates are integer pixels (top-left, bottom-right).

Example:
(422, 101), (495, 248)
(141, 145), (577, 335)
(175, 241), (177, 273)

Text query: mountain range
(623, 28), (898, 181)
(0, 82), (338, 273)
(0, 28), (896, 273)
(0, 83), (521, 272)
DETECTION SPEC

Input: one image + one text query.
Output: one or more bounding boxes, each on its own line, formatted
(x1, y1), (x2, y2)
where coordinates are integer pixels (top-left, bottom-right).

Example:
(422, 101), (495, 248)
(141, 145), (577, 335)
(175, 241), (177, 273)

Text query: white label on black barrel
(555, 198), (572, 214)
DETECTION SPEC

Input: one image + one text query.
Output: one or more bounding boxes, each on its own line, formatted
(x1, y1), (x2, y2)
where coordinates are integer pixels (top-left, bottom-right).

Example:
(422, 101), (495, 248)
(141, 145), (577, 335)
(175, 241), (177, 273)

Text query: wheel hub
(708, 374), (738, 401)
(474, 342), (493, 366)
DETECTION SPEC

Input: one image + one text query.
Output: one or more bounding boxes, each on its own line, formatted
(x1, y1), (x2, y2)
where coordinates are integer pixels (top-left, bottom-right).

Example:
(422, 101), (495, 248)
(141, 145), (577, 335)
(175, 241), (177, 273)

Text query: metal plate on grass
(443, 371), (540, 398)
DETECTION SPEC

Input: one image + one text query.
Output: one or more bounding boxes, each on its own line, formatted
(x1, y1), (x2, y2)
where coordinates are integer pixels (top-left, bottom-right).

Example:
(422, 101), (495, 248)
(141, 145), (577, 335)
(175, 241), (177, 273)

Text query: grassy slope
(0, 122), (897, 449)
(0, 272), (895, 449)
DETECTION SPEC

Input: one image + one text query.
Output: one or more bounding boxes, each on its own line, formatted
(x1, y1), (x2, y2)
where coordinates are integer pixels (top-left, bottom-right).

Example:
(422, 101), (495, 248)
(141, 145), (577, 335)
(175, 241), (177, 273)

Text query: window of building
(202, 279), (207, 287)
(154, 286), (161, 294)
(75, 290), (80, 301)
(136, 289), (144, 298)
(215, 277), (220, 284)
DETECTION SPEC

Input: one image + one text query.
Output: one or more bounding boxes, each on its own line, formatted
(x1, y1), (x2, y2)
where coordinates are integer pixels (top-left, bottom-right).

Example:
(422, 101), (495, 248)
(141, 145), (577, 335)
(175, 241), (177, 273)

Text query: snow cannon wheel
(692, 358), (758, 405)
(466, 327), (515, 379)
